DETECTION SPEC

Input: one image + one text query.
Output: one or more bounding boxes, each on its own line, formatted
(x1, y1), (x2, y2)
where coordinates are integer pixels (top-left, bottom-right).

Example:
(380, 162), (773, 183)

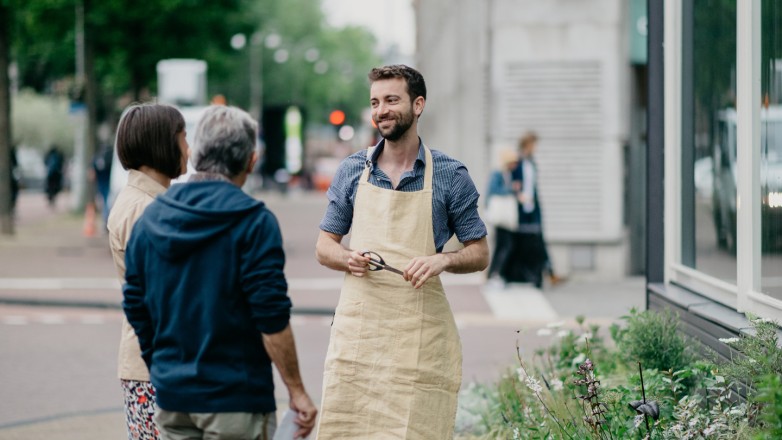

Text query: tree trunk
(0, 2), (14, 235)
(72, 0), (98, 213)
(84, 0), (98, 208)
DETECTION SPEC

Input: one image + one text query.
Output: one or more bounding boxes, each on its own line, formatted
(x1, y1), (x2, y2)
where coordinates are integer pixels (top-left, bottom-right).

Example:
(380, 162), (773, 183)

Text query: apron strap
(422, 145), (433, 191)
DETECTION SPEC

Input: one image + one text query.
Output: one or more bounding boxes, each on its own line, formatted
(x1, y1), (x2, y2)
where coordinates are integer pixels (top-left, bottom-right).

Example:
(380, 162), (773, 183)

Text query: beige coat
(107, 169), (167, 381)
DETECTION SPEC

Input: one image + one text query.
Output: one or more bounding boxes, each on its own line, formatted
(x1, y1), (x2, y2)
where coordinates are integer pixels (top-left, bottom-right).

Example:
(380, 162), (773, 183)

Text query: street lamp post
(232, 31), (282, 125)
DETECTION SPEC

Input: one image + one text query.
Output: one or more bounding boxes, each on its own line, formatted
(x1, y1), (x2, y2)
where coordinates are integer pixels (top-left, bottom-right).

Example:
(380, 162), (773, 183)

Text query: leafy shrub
(611, 308), (695, 374)
(754, 374), (782, 439)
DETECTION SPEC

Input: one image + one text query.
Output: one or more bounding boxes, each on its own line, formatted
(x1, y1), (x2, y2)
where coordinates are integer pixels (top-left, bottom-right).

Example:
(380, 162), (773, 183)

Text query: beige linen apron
(317, 146), (462, 440)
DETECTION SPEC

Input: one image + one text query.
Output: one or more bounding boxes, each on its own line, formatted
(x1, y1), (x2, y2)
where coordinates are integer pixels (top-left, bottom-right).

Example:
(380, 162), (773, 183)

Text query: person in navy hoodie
(123, 105), (317, 440)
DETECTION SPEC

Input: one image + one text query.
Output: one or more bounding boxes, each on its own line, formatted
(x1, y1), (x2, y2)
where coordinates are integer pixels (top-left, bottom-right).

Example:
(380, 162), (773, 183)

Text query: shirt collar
(127, 169), (167, 198)
(368, 138), (427, 170)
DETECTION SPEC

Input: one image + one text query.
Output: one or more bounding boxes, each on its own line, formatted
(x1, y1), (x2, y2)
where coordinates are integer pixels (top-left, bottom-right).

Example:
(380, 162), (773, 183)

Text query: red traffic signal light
(329, 110), (346, 126)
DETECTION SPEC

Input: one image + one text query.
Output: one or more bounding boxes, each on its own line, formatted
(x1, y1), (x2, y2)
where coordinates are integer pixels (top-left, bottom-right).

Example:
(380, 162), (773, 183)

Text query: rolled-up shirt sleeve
(319, 154), (363, 235)
(242, 209), (291, 335)
(447, 166), (488, 243)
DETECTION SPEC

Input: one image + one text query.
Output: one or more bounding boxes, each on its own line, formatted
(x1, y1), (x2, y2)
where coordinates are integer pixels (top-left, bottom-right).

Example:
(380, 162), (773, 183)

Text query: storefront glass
(760, 0), (782, 300)
(684, 0), (737, 285)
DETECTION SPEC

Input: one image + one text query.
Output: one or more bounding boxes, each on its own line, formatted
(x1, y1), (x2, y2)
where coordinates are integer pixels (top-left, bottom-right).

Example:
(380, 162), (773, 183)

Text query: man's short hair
(368, 64), (427, 102)
(191, 105), (257, 178)
(115, 103), (185, 179)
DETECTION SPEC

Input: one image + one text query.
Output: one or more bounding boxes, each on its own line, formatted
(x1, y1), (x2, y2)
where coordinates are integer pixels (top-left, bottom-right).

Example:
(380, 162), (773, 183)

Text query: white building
(414, 0), (645, 279)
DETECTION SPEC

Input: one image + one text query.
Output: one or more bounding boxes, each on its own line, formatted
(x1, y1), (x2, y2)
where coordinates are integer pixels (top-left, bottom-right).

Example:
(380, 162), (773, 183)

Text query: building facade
(414, 0), (643, 279)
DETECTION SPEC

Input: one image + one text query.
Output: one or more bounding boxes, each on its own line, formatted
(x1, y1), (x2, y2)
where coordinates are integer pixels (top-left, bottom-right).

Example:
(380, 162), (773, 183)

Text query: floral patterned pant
(121, 379), (159, 440)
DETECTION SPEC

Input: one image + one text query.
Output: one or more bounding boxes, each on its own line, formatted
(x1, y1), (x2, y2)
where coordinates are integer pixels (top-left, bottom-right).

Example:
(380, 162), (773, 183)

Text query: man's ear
(414, 96), (425, 117)
(247, 150), (259, 173)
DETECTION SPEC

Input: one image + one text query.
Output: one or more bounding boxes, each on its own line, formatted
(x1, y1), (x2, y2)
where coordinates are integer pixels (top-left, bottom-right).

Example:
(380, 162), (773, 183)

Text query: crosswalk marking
(38, 314), (66, 325)
(482, 283), (559, 322)
(4, 316), (28, 325)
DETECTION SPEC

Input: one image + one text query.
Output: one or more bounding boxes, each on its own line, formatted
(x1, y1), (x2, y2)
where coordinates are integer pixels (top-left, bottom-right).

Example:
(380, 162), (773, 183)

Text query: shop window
(760, 0), (782, 300)
(682, 0), (737, 285)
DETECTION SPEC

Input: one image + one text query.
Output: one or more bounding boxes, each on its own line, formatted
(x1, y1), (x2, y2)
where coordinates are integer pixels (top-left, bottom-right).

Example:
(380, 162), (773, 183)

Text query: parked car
(712, 107), (782, 251)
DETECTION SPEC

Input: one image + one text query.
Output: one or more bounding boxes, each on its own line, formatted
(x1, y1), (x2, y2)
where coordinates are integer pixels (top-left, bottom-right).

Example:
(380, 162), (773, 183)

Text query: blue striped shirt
(319, 139), (488, 252)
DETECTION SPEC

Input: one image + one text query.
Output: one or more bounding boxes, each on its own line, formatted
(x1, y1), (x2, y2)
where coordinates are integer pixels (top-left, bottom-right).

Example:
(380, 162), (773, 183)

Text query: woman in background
(107, 103), (188, 440)
(511, 131), (565, 289)
(486, 148), (520, 285)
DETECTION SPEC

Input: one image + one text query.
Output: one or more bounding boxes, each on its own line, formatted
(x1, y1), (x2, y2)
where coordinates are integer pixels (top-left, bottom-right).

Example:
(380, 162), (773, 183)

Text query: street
(0, 190), (644, 439)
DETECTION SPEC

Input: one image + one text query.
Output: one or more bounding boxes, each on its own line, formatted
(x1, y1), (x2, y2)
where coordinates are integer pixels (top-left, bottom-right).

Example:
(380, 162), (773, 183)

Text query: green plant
(754, 374), (782, 439)
(464, 311), (782, 439)
(611, 308), (695, 374)
(719, 315), (782, 394)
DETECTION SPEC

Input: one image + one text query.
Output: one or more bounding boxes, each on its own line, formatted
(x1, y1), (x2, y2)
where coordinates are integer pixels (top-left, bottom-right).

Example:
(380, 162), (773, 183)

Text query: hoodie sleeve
(122, 225), (154, 368)
(241, 208), (291, 335)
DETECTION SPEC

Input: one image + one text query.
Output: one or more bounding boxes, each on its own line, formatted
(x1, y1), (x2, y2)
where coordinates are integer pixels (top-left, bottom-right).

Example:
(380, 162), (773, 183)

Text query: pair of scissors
(361, 251), (405, 277)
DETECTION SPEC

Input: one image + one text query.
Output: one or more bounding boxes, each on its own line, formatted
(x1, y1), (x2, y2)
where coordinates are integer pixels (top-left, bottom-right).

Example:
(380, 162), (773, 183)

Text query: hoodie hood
(139, 181), (263, 259)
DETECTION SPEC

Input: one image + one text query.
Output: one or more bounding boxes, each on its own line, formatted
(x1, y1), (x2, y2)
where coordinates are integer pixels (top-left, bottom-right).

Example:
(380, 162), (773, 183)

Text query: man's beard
(376, 107), (414, 141)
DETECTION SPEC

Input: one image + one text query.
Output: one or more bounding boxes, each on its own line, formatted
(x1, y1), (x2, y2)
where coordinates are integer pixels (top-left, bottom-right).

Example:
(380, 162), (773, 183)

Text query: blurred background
(12, 0), (773, 287)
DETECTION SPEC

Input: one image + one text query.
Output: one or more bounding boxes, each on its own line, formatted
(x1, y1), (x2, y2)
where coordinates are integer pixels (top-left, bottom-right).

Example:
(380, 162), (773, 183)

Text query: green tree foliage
(11, 0), (381, 126)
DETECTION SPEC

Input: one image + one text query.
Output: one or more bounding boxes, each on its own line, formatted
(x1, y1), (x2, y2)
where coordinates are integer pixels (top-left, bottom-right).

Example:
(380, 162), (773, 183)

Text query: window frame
(664, 0), (782, 320)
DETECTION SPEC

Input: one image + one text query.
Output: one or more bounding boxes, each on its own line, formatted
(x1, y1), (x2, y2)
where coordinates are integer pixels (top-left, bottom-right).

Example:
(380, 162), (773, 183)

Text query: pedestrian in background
(315, 64), (489, 438)
(123, 105), (317, 440)
(92, 143), (113, 230)
(44, 145), (64, 208)
(511, 131), (565, 289)
(9, 145), (19, 215)
(485, 147), (520, 285)
(108, 103), (189, 440)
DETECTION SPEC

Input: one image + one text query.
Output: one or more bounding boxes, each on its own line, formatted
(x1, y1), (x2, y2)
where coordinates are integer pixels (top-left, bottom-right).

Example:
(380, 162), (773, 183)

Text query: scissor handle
(361, 251), (385, 271)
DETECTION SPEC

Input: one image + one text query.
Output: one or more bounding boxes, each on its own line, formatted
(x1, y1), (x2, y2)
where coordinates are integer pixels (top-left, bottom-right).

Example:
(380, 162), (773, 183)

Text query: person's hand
(517, 193), (528, 204)
(347, 249), (371, 277)
(404, 254), (448, 289)
(289, 389), (318, 439)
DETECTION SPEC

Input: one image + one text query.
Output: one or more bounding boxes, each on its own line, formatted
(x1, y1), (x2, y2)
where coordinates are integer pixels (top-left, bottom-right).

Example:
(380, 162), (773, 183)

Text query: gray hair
(191, 105), (258, 177)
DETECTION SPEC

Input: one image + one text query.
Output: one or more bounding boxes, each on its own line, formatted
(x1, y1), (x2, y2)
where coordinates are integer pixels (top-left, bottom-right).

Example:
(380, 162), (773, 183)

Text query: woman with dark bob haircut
(107, 103), (188, 440)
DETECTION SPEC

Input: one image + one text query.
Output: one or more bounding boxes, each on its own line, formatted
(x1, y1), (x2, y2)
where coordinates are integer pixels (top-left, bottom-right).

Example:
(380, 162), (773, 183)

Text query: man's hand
(289, 389), (318, 439)
(403, 254), (448, 289)
(347, 250), (371, 277)
(403, 238), (489, 288)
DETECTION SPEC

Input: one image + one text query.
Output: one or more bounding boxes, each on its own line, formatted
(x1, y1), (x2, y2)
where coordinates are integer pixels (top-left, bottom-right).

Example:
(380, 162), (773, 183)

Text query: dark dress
(504, 157), (551, 288)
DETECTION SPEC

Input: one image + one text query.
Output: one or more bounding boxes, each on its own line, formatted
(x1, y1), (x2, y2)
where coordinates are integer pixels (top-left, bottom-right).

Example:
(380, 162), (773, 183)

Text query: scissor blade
(383, 265), (405, 276)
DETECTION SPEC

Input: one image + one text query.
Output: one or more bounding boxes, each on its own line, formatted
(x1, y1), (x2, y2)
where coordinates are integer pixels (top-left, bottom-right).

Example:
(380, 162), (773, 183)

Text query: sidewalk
(0, 191), (120, 308)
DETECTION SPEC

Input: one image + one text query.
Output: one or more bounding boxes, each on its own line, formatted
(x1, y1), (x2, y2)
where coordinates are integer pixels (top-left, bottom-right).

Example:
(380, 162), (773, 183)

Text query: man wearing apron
(315, 65), (489, 439)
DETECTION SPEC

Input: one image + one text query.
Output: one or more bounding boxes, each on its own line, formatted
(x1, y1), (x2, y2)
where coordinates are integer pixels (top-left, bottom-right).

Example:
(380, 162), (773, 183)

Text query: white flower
(550, 378), (564, 391)
(572, 353), (587, 365)
(516, 367), (527, 382)
(525, 376), (543, 393)
(556, 329), (571, 338)
(729, 408), (745, 416)
(703, 425), (716, 436)
(536, 328), (553, 336)
(513, 427), (521, 440)
(546, 321), (565, 329)
(634, 414), (645, 429)
(718, 337), (740, 344)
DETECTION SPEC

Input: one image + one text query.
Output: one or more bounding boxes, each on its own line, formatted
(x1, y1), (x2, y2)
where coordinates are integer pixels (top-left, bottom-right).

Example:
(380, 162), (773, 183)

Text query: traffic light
(329, 110), (345, 126)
